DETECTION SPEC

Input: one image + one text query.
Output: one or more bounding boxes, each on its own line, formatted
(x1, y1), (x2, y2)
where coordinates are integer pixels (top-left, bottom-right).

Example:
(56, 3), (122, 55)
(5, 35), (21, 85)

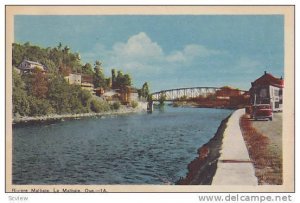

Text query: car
(250, 104), (273, 121)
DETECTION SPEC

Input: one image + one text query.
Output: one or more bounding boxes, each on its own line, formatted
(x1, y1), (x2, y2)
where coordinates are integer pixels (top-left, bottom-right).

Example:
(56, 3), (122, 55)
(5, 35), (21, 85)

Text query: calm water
(13, 106), (232, 184)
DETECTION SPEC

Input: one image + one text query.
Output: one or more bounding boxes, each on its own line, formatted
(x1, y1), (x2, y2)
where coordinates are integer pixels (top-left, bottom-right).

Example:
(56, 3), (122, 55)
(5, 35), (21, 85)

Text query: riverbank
(172, 101), (243, 110)
(177, 108), (258, 185)
(13, 102), (147, 124)
(176, 115), (230, 185)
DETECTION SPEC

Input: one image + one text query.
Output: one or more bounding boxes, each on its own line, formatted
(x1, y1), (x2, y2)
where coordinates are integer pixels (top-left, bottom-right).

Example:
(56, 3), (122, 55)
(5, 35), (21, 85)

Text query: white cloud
(112, 32), (163, 62)
(108, 32), (224, 71)
(81, 32), (225, 76)
(166, 44), (223, 63)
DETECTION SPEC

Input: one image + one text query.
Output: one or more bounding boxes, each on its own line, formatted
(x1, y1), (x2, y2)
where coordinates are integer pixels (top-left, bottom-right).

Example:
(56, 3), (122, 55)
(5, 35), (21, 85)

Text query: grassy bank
(240, 115), (282, 185)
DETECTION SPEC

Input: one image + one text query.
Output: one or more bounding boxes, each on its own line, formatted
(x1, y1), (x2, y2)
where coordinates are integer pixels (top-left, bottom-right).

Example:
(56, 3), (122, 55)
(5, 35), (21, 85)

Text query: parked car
(250, 104), (273, 121)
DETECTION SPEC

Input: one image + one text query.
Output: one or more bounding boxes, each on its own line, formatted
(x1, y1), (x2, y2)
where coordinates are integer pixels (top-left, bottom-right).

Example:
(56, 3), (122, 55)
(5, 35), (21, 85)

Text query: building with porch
(249, 71), (284, 112)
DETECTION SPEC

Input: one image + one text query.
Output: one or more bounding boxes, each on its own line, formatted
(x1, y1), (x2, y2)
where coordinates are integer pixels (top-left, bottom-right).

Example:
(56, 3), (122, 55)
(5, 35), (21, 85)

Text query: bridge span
(151, 87), (221, 101)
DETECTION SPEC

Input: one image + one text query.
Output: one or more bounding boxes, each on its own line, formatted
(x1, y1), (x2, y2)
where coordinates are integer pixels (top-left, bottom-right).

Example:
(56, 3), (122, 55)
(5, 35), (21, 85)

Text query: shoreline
(176, 115), (230, 185)
(172, 102), (242, 110)
(13, 103), (147, 125)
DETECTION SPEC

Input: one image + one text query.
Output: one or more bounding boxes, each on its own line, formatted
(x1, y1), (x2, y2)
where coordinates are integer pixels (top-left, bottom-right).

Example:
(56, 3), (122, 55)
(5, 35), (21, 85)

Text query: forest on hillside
(12, 42), (150, 117)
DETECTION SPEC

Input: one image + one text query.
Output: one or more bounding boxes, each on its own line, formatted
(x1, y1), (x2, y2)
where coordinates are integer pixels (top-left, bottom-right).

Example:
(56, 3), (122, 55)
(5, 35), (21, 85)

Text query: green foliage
(40, 58), (57, 73)
(12, 69), (30, 116)
(13, 42), (83, 74)
(28, 68), (49, 99)
(111, 69), (116, 88)
(79, 89), (92, 107)
(159, 93), (167, 105)
(111, 101), (121, 110)
(12, 42), (136, 117)
(114, 70), (132, 89)
(93, 61), (107, 88)
(139, 82), (150, 98)
(179, 95), (187, 101)
(82, 63), (94, 75)
(130, 100), (138, 108)
(46, 74), (93, 114)
(90, 99), (110, 113)
(28, 96), (55, 116)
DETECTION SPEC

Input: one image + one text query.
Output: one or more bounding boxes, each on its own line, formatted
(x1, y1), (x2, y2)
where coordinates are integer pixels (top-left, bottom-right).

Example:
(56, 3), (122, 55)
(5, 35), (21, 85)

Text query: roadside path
(212, 109), (258, 185)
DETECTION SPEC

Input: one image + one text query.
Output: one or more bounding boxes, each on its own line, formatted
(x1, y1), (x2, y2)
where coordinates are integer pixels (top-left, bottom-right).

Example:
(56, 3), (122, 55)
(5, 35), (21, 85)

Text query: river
(12, 106), (232, 185)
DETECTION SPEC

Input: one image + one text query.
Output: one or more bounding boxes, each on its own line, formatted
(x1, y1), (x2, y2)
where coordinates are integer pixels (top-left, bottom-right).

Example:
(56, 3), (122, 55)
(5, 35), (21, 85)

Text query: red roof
(81, 74), (93, 83)
(252, 72), (284, 88)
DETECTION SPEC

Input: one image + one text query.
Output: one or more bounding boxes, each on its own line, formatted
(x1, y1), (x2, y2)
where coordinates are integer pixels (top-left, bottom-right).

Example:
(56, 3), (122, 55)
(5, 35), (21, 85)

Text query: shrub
(111, 101), (121, 110)
(131, 100), (138, 108)
(90, 99), (110, 113)
(28, 97), (55, 116)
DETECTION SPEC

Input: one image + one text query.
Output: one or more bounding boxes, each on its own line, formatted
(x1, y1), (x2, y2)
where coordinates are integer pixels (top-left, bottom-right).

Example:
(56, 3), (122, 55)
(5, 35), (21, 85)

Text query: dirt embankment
(176, 116), (230, 185)
(239, 115), (282, 185)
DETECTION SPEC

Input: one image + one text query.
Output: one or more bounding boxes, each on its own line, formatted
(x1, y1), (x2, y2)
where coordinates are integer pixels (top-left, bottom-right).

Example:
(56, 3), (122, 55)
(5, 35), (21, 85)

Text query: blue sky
(15, 15), (284, 92)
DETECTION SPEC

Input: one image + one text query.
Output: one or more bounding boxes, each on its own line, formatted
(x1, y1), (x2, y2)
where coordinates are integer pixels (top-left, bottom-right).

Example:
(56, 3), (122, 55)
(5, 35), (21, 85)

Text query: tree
(79, 89), (92, 107)
(63, 46), (70, 54)
(28, 96), (54, 116)
(115, 70), (123, 89)
(90, 99), (110, 113)
(159, 92), (166, 105)
(82, 63), (94, 75)
(93, 61), (106, 88)
(11, 42), (141, 117)
(111, 69), (116, 89)
(28, 68), (49, 99)
(12, 69), (30, 116)
(114, 71), (132, 89)
(47, 74), (71, 114)
(123, 74), (132, 86)
(57, 42), (62, 50)
(140, 82), (150, 98)
(40, 58), (57, 73)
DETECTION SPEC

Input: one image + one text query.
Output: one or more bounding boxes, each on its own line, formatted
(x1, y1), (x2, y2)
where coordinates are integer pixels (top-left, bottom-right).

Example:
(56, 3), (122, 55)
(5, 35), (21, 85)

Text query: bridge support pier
(147, 101), (153, 113)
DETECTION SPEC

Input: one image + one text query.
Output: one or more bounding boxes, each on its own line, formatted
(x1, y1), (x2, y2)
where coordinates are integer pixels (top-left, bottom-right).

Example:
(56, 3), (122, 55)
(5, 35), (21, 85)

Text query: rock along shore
(176, 115), (230, 185)
(177, 108), (257, 185)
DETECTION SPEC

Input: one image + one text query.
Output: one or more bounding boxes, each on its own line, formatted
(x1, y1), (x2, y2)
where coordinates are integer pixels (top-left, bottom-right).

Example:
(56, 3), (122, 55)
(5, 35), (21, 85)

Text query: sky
(14, 15), (284, 92)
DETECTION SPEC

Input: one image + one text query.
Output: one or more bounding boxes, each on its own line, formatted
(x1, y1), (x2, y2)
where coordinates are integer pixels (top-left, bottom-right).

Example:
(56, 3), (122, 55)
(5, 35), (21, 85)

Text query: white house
(18, 59), (47, 73)
(64, 73), (82, 85)
(250, 71), (284, 112)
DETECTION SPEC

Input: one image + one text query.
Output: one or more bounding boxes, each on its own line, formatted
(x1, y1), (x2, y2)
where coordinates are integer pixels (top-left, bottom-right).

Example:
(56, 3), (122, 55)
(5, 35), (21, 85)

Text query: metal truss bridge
(151, 87), (221, 101)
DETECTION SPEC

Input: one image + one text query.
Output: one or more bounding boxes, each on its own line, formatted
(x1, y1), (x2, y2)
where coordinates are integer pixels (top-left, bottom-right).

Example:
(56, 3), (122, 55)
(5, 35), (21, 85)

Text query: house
(64, 73), (81, 85)
(64, 73), (95, 94)
(118, 86), (139, 104)
(101, 90), (120, 101)
(216, 86), (242, 100)
(94, 87), (105, 97)
(81, 74), (94, 93)
(249, 71), (284, 112)
(130, 87), (139, 101)
(18, 59), (47, 73)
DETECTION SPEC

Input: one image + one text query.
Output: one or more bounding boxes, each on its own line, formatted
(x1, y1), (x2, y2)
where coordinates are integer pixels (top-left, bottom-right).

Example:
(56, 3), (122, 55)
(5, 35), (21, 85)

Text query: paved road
(251, 113), (282, 157)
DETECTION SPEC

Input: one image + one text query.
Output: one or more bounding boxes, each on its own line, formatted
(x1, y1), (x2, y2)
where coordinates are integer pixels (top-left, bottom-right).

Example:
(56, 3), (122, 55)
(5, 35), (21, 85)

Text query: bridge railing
(151, 87), (220, 101)
(150, 87), (247, 101)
